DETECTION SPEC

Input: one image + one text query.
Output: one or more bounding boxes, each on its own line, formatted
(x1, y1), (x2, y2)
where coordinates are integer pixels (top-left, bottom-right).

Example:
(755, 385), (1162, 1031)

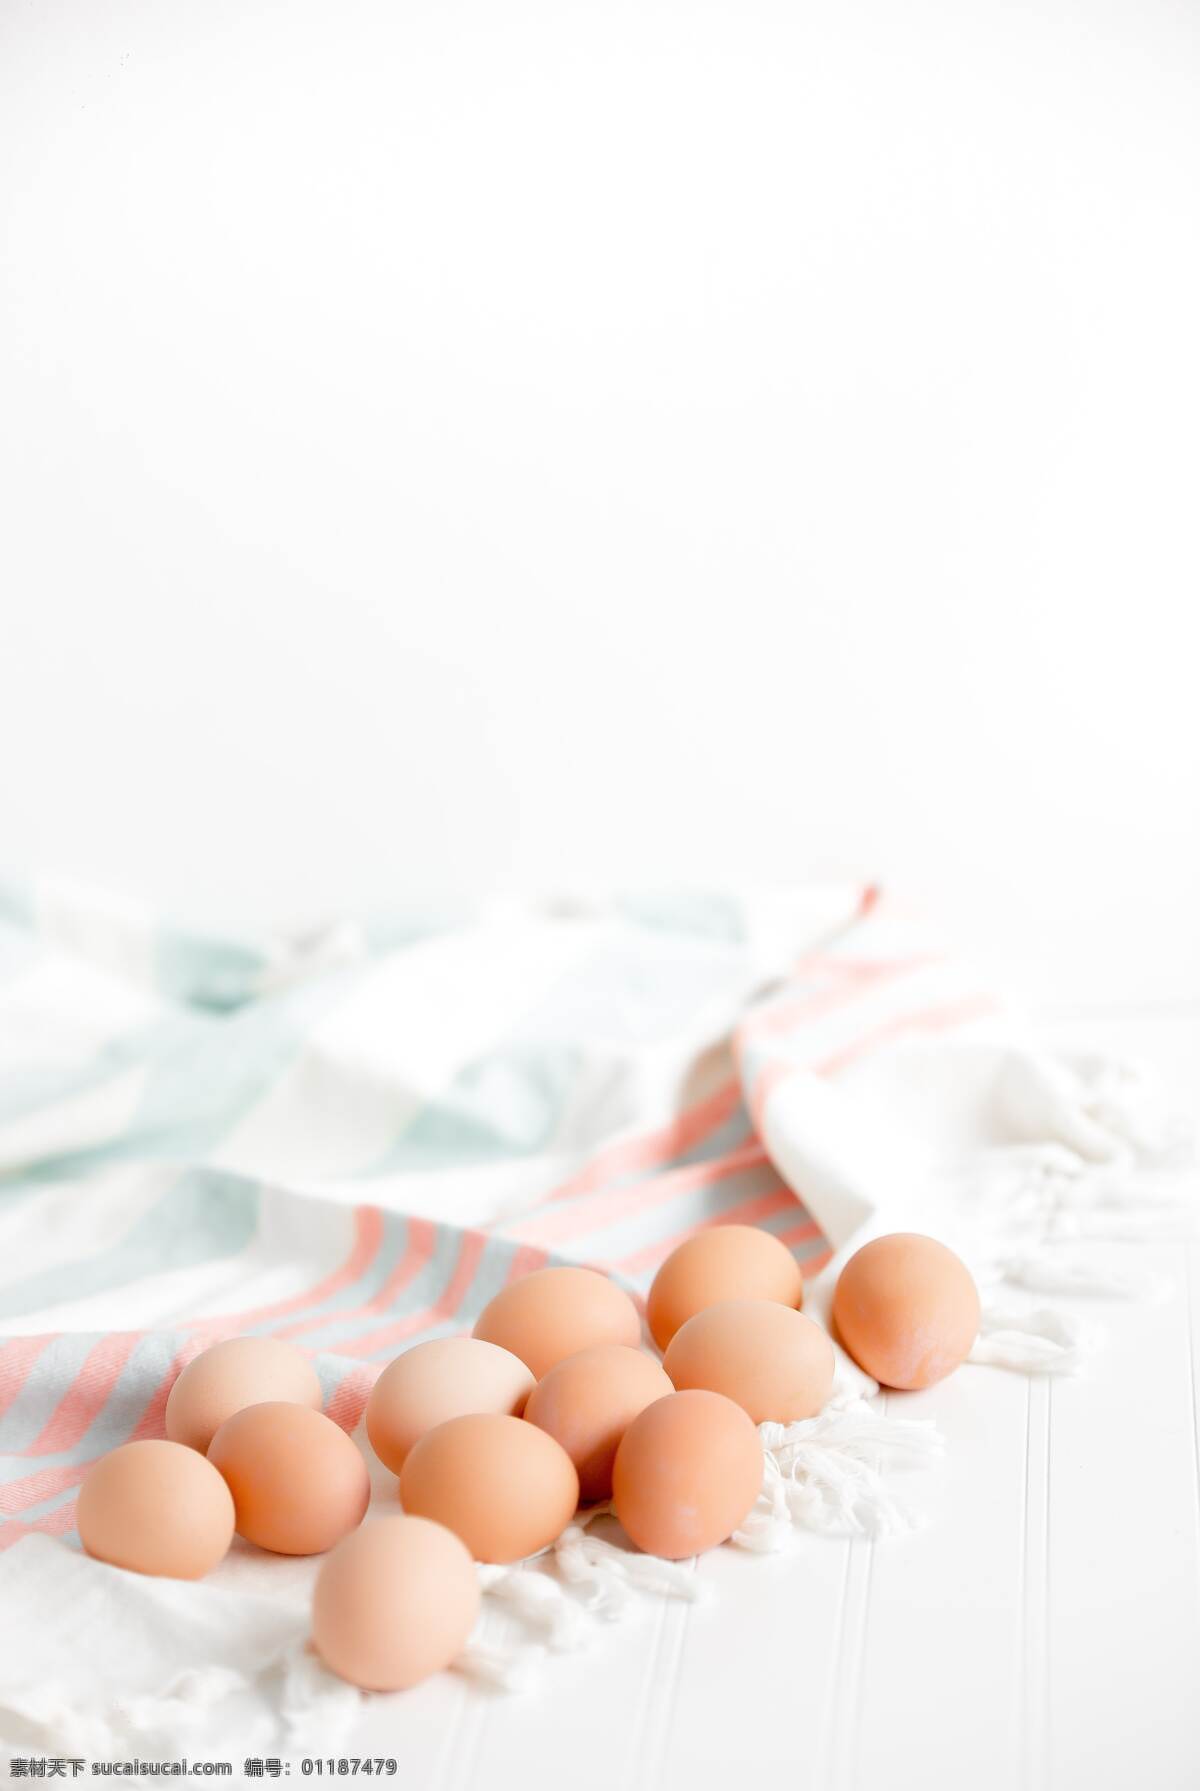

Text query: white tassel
(733, 1399), (944, 1548)
(476, 1560), (588, 1651)
(449, 1561), (582, 1695)
(965, 1111), (1193, 1340)
(554, 1505), (710, 1615)
(996, 1050), (1192, 1167)
(997, 1248), (1170, 1303)
(277, 1640), (362, 1744)
(452, 1515), (708, 1691)
(969, 1304), (1097, 1375)
(972, 1145), (1193, 1238)
(1058, 1051), (1192, 1165)
(455, 1638), (543, 1692)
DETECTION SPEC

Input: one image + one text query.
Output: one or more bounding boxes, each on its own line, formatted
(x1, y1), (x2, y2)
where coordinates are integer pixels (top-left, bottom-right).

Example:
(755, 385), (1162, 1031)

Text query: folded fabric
(0, 1532), (358, 1756)
(0, 872), (1189, 1751)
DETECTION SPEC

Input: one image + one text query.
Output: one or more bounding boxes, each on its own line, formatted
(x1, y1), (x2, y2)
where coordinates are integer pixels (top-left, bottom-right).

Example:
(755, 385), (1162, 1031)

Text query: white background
(1, 0), (1198, 1002)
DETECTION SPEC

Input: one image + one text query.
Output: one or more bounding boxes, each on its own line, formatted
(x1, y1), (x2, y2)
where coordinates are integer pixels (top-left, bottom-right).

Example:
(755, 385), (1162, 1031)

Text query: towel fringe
(455, 1638), (543, 1693)
(476, 1559), (589, 1651)
(995, 1248), (1171, 1303)
(733, 1399), (944, 1548)
(969, 1304), (1097, 1375)
(957, 1047), (1196, 1368)
(453, 1511), (709, 1690)
(554, 1505), (710, 1613)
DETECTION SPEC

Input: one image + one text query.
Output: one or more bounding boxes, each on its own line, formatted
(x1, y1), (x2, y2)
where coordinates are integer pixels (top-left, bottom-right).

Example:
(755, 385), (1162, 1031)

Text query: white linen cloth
(0, 874), (1188, 1754)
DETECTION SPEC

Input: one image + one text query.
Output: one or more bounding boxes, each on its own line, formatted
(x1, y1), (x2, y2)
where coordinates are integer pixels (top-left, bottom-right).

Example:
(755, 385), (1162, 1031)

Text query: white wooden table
(302, 1004), (1196, 1791)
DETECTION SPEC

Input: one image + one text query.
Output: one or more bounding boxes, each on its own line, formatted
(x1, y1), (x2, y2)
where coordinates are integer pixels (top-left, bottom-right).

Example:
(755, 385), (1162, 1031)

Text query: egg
(612, 1389), (763, 1559)
(471, 1266), (641, 1379)
(366, 1337), (535, 1475)
(165, 1337), (323, 1454)
(398, 1412), (579, 1563)
(832, 1232), (981, 1390)
(663, 1298), (834, 1422)
(77, 1439), (235, 1579)
(646, 1225), (804, 1350)
(312, 1515), (481, 1691)
(524, 1345), (674, 1503)
(208, 1401), (370, 1555)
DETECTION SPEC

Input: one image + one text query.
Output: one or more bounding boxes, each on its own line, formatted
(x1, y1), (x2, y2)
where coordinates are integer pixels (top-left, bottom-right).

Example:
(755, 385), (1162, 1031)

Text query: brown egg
(471, 1266), (641, 1379)
(524, 1345), (674, 1503)
(366, 1337), (535, 1475)
(312, 1515), (481, 1692)
(398, 1412), (579, 1563)
(165, 1337), (323, 1454)
(646, 1225), (804, 1351)
(208, 1401), (370, 1555)
(663, 1298), (835, 1423)
(77, 1439), (235, 1580)
(832, 1232), (981, 1390)
(612, 1390), (763, 1559)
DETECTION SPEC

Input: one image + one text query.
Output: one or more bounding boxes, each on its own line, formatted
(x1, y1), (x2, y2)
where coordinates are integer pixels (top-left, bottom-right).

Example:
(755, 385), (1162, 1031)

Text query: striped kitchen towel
(0, 870), (1189, 1756)
(0, 877), (856, 1555)
(0, 874), (1186, 1559)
